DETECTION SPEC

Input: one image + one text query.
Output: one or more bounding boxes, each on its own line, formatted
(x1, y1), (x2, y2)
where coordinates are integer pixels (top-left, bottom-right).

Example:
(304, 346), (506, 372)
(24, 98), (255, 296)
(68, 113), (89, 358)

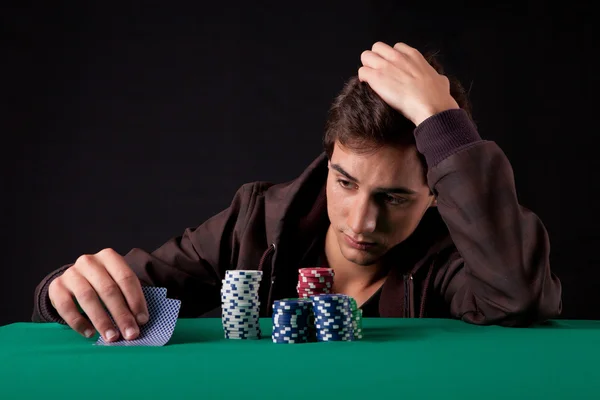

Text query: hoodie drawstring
(257, 243), (276, 316)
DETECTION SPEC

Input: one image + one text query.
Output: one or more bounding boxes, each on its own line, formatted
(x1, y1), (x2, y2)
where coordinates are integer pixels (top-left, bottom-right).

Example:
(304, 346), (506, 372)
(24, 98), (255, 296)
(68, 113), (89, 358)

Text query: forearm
(415, 110), (562, 325)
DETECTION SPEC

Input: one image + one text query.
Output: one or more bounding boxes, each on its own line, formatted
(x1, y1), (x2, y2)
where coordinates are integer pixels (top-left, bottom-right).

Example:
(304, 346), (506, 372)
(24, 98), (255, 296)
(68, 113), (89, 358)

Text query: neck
(324, 225), (388, 294)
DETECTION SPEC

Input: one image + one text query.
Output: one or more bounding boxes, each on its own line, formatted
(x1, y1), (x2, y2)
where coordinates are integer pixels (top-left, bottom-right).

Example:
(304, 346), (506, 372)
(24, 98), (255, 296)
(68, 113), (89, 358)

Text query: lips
(343, 234), (377, 251)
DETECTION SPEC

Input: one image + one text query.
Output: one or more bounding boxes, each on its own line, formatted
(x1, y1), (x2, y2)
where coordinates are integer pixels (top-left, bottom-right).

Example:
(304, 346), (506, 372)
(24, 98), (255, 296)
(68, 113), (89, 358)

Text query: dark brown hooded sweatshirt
(32, 109), (562, 327)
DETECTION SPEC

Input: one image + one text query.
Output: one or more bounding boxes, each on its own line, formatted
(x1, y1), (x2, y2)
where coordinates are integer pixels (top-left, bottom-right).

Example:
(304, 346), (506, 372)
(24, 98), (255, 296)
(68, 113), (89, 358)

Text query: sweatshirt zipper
(403, 273), (413, 318)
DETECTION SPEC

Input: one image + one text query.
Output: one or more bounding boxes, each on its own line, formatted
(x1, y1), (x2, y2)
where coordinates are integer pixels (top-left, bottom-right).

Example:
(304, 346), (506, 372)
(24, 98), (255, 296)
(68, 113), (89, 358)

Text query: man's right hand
(48, 248), (149, 342)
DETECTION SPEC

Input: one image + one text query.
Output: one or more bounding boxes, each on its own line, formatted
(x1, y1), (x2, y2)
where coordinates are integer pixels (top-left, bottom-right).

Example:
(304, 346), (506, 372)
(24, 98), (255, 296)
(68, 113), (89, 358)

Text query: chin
(340, 248), (381, 267)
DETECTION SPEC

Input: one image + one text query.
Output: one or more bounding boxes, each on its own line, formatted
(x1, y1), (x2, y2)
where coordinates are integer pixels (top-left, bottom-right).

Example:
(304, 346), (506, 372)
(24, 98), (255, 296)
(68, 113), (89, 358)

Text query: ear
(430, 197), (437, 208)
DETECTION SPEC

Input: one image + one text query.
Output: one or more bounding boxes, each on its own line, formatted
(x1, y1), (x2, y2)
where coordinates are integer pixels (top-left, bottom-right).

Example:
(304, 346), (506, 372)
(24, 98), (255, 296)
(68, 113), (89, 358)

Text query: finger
(97, 249), (148, 325)
(392, 42), (423, 61)
(360, 50), (388, 70)
(358, 66), (376, 82)
(64, 267), (124, 341)
(49, 277), (96, 339)
(75, 254), (140, 341)
(63, 268), (124, 341)
(371, 41), (406, 64)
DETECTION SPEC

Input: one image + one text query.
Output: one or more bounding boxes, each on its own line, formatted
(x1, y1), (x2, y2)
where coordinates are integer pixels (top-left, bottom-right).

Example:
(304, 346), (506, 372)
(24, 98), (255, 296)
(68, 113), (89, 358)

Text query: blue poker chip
(225, 270), (263, 276)
(272, 333), (309, 341)
(222, 299), (261, 307)
(272, 321), (308, 327)
(272, 314), (310, 322)
(223, 281), (261, 288)
(223, 317), (258, 324)
(269, 293), (362, 343)
(220, 272), (265, 338)
(272, 326), (309, 333)
(224, 328), (262, 335)
(221, 287), (258, 294)
(222, 302), (260, 309)
(314, 319), (350, 327)
(224, 277), (261, 283)
(221, 284), (260, 292)
(224, 326), (261, 333)
(222, 316), (254, 323)
(222, 311), (259, 319)
(273, 299), (312, 310)
(270, 298), (317, 344)
(272, 337), (308, 344)
(222, 310), (260, 317)
(310, 294), (347, 301)
(272, 324), (308, 330)
(220, 291), (259, 298)
(272, 331), (309, 338)
(307, 293), (360, 342)
(222, 291), (259, 298)
(272, 336), (309, 343)
(225, 334), (261, 340)
(273, 319), (310, 329)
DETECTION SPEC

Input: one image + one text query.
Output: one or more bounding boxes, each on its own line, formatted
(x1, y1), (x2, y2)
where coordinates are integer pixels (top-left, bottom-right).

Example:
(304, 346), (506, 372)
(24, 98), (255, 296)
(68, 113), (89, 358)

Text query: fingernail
(84, 329), (95, 338)
(125, 327), (138, 339)
(105, 329), (117, 341)
(136, 313), (149, 324)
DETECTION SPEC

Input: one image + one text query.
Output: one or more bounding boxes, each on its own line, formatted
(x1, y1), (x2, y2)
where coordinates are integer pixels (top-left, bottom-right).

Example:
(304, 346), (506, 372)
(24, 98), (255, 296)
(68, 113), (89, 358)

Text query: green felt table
(1, 318), (599, 399)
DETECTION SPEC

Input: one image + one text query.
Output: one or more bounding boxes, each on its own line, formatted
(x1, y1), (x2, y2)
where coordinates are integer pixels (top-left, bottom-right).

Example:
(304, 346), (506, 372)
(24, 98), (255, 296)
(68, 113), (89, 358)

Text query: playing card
(141, 286), (168, 300)
(95, 286), (181, 347)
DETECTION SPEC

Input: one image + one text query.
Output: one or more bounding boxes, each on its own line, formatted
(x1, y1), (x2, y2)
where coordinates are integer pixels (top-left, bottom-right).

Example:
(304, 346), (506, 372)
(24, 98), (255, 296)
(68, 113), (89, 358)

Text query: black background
(2, 1), (598, 326)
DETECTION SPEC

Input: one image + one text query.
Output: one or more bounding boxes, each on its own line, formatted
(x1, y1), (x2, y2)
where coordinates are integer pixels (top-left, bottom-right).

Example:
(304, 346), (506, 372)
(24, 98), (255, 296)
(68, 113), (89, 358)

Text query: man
(32, 42), (562, 343)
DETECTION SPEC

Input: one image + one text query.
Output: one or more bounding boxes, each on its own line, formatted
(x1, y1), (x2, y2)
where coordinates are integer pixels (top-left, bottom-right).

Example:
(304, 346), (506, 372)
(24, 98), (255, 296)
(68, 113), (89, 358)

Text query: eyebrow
(330, 163), (418, 195)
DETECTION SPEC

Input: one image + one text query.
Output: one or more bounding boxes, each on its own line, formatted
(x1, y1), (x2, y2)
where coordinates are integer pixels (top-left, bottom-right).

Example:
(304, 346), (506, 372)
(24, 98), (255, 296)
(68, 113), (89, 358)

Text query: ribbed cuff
(32, 265), (71, 323)
(414, 109), (483, 168)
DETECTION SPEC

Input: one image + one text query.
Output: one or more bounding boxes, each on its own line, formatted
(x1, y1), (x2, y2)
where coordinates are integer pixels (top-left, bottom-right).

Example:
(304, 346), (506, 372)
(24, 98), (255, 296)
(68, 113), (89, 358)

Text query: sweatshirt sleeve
(32, 183), (259, 323)
(414, 109), (562, 327)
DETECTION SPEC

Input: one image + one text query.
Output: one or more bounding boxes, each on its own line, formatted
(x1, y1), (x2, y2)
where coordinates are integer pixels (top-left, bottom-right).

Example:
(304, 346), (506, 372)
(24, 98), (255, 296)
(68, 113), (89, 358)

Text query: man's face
(326, 141), (436, 266)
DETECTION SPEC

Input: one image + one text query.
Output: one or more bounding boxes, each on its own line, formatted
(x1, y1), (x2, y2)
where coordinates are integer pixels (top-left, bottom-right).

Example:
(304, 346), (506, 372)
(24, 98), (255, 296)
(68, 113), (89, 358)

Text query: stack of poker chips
(271, 299), (312, 344)
(348, 296), (364, 339)
(311, 294), (361, 341)
(297, 267), (334, 298)
(221, 270), (263, 340)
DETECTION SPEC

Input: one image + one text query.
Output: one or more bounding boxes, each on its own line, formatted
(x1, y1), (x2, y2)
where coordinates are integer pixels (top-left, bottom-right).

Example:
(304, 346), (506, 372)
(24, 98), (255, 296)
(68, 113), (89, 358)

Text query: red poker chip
(299, 273), (334, 278)
(298, 268), (334, 276)
(296, 287), (333, 292)
(298, 279), (333, 284)
(297, 290), (332, 295)
(299, 276), (334, 281)
(299, 276), (333, 282)
(297, 288), (332, 294)
(297, 284), (330, 290)
(298, 292), (332, 298)
(297, 283), (333, 289)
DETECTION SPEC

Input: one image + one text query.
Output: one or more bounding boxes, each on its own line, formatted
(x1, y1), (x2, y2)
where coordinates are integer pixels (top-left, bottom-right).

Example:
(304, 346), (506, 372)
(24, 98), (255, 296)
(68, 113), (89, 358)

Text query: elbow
(497, 282), (563, 327)
(464, 279), (562, 327)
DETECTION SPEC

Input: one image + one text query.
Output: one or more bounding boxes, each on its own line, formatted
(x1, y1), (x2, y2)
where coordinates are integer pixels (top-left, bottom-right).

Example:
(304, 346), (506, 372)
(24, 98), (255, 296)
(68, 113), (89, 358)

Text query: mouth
(343, 233), (377, 251)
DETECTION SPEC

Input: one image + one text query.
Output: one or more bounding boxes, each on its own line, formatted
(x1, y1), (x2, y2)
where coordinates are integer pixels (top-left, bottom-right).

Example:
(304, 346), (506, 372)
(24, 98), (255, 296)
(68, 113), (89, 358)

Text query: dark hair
(323, 51), (474, 163)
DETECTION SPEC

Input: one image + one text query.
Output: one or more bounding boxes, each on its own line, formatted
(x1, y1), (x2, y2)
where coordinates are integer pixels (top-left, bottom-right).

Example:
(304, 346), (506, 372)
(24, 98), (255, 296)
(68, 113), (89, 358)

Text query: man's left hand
(359, 41), (460, 126)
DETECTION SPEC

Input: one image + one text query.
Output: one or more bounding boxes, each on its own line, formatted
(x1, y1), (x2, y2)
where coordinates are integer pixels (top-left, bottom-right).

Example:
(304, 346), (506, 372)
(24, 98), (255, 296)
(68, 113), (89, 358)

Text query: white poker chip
(221, 270), (263, 340)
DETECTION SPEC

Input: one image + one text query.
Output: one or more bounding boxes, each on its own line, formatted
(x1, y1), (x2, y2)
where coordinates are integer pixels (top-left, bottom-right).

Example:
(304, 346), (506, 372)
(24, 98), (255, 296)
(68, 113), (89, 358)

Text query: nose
(347, 195), (377, 235)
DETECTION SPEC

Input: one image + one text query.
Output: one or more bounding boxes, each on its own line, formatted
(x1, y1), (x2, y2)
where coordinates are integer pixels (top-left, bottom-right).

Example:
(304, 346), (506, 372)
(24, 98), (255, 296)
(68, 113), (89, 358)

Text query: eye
(385, 195), (408, 206)
(337, 179), (355, 189)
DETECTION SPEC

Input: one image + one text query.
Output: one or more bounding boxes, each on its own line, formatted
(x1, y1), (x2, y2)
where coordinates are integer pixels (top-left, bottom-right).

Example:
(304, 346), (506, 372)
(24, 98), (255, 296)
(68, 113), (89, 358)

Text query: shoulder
(236, 181), (276, 198)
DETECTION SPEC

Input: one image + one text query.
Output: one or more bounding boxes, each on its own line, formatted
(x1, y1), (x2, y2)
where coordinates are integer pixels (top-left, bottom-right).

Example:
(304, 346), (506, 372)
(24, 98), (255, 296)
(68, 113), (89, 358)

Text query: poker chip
(348, 296), (363, 340)
(270, 292), (364, 344)
(221, 270), (263, 339)
(271, 299), (313, 344)
(297, 267), (335, 299)
(311, 294), (363, 341)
